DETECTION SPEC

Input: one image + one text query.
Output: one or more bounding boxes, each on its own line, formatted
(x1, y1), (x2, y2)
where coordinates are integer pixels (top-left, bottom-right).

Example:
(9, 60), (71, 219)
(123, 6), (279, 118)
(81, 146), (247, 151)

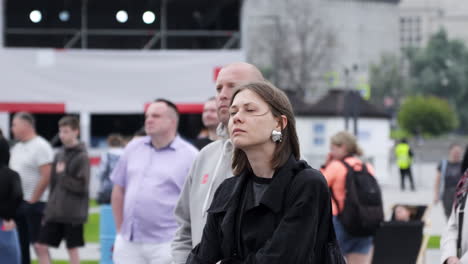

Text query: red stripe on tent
(0, 103), (65, 113)
(144, 103), (204, 114)
(177, 104), (204, 114)
(213, 66), (222, 82)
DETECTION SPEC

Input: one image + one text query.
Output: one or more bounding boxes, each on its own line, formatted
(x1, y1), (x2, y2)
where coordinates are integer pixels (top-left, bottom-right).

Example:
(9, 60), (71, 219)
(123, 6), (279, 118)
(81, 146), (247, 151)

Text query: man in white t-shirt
(10, 112), (54, 264)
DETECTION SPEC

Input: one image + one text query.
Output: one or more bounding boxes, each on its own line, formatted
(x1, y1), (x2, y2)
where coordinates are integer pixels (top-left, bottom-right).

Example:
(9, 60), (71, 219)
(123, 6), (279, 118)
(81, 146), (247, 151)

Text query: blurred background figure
(321, 131), (378, 264)
(96, 134), (124, 205)
(36, 116), (90, 264)
(0, 129), (23, 264)
(10, 112), (54, 264)
(395, 139), (415, 191)
(440, 146), (468, 264)
(434, 143), (464, 220)
(393, 205), (415, 222)
(193, 97), (219, 150)
(96, 134), (125, 264)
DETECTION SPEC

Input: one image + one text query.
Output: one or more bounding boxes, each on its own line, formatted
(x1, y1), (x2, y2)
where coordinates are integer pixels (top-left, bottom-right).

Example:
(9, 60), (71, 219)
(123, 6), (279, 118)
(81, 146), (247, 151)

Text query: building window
(400, 15), (422, 48)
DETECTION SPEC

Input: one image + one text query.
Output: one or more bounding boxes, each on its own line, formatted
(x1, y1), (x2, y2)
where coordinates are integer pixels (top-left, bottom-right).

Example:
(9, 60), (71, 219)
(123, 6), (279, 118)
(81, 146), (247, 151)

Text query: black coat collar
(206, 155), (310, 258)
(208, 155), (308, 214)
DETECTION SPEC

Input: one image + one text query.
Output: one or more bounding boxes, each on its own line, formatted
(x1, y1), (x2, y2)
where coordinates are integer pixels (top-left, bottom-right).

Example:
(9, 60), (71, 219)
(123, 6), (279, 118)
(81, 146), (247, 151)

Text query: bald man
(111, 99), (198, 264)
(172, 62), (264, 264)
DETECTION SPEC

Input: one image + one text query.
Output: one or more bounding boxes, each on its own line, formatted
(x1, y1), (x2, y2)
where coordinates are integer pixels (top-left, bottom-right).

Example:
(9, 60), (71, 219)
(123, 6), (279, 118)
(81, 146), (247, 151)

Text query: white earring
(271, 130), (282, 143)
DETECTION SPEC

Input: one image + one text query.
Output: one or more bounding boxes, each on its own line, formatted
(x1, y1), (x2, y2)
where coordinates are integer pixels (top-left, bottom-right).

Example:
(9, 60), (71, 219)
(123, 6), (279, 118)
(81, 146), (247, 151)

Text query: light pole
(343, 64), (359, 136)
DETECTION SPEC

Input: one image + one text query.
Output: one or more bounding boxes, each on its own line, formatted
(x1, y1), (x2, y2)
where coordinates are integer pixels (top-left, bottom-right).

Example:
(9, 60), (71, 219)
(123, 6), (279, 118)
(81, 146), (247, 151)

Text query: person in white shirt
(10, 112), (54, 264)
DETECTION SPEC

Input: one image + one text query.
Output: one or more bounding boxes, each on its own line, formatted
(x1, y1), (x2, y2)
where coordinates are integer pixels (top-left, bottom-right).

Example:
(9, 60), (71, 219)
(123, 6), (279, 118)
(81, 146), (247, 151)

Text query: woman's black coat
(187, 156), (333, 264)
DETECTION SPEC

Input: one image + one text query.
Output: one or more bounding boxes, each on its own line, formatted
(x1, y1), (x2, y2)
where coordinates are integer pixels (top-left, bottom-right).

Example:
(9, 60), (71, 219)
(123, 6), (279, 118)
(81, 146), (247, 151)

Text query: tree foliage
(406, 29), (468, 131)
(370, 29), (468, 132)
(397, 96), (458, 136)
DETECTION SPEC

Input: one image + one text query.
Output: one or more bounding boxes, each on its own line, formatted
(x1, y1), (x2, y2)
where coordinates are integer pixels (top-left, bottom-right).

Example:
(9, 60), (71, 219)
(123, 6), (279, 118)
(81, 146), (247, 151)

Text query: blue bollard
(99, 205), (116, 264)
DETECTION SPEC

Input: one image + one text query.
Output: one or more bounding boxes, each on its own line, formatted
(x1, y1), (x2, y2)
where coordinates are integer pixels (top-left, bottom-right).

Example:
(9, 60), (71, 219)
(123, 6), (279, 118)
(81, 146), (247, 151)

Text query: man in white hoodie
(171, 62), (264, 264)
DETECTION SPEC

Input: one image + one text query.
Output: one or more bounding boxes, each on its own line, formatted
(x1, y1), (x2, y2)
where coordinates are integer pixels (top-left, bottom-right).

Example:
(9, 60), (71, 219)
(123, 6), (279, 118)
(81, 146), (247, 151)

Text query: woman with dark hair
(186, 82), (343, 264)
(441, 146), (468, 264)
(0, 132), (23, 264)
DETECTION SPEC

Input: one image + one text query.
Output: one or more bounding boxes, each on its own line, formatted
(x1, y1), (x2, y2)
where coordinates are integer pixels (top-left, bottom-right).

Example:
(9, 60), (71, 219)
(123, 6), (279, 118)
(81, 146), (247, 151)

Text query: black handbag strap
(458, 193), (467, 258)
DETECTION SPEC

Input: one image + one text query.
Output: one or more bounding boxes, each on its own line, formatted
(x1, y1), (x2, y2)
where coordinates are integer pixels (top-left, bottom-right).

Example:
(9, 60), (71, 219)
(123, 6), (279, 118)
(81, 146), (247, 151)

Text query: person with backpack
(96, 133), (124, 264)
(434, 143), (464, 220)
(321, 131), (383, 264)
(97, 134), (124, 205)
(441, 146), (468, 264)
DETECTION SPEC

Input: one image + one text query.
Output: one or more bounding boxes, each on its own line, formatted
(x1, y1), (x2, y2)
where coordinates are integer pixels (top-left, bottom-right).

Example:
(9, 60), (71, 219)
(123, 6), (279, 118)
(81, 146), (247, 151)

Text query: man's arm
(29, 163), (51, 203)
(111, 184), (125, 233)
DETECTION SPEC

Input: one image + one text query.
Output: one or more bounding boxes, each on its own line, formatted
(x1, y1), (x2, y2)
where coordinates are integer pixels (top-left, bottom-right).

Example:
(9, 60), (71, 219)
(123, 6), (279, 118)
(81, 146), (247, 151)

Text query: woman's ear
(276, 115), (288, 130)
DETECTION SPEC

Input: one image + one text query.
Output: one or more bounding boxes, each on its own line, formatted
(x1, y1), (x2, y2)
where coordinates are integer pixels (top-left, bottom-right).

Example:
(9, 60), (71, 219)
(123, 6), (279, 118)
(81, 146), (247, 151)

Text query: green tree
(406, 29), (468, 131)
(397, 96), (458, 136)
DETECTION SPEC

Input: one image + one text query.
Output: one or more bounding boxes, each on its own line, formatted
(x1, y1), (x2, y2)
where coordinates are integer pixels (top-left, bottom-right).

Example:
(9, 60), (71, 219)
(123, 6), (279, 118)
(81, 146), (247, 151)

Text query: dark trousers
(399, 168), (415, 191)
(442, 187), (457, 220)
(14, 201), (46, 264)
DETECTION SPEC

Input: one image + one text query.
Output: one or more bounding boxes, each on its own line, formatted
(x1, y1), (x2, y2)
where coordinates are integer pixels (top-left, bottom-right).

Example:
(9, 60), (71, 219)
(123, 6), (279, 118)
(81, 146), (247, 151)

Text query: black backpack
(332, 160), (384, 237)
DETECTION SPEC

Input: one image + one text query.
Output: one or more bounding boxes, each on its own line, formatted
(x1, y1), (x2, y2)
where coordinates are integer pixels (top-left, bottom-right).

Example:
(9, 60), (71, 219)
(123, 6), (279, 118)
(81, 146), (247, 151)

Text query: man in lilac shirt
(111, 99), (198, 264)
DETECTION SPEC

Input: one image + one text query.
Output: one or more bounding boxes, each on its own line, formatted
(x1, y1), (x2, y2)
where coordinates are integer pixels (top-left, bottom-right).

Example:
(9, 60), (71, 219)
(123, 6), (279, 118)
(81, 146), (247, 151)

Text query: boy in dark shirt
(37, 116), (90, 264)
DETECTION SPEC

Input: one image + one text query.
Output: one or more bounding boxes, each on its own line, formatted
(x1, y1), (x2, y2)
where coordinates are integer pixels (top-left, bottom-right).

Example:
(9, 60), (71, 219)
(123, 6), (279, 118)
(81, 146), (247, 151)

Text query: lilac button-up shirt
(111, 135), (198, 243)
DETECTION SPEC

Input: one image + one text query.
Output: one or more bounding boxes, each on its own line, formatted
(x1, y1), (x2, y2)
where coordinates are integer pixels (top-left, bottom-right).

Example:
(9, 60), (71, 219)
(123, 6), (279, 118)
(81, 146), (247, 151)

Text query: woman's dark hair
(462, 146), (468, 174)
(0, 133), (10, 166)
(230, 82), (300, 175)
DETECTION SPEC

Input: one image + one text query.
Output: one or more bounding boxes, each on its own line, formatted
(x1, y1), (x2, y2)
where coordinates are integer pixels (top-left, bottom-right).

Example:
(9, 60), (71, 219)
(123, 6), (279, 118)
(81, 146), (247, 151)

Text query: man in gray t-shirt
(434, 144), (464, 220)
(10, 112), (54, 264)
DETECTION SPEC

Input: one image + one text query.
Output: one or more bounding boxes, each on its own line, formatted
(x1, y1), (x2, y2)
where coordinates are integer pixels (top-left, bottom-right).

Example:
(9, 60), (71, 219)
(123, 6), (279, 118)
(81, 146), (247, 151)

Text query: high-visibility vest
(395, 143), (412, 169)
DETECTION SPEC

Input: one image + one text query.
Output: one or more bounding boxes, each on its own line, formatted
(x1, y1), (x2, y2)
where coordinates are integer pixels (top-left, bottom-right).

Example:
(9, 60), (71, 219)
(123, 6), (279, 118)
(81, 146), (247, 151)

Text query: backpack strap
(330, 160), (354, 214)
(340, 160), (353, 172)
(440, 160), (448, 200)
(342, 159), (368, 173)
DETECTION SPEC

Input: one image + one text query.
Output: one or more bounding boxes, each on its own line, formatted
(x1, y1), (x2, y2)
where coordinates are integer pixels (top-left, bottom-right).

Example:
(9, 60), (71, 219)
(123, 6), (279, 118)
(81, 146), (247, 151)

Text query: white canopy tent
(0, 48), (244, 113)
(0, 48), (244, 141)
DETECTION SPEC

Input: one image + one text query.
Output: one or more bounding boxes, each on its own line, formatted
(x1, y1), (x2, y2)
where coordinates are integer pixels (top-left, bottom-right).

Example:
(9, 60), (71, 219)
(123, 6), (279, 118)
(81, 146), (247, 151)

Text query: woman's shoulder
(286, 164), (331, 204)
(207, 176), (241, 213)
(322, 160), (348, 178)
(295, 166), (329, 188)
(217, 176), (240, 193)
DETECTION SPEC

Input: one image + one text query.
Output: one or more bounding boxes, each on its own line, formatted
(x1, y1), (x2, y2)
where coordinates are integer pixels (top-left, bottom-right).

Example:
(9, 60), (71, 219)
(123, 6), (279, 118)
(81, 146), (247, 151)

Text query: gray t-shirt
(9, 136), (54, 202)
(438, 161), (462, 191)
(252, 175), (272, 206)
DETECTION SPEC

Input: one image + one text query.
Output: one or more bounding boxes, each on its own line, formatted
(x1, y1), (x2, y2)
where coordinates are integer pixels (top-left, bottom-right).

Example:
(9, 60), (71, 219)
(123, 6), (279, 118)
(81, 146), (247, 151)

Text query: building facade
(399, 0), (468, 48)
